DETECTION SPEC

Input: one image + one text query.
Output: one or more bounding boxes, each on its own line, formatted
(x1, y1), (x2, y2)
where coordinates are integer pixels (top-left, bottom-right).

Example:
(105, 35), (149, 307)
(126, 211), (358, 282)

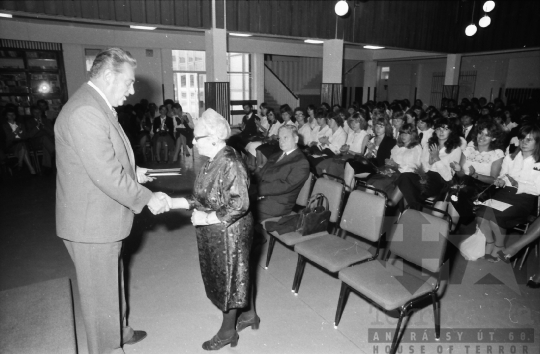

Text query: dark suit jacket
(374, 136), (397, 167)
(240, 113), (260, 141)
(55, 83), (153, 243)
(463, 125), (475, 144)
(26, 116), (54, 139)
(256, 148), (310, 220)
(152, 116), (175, 140)
(2, 119), (28, 148)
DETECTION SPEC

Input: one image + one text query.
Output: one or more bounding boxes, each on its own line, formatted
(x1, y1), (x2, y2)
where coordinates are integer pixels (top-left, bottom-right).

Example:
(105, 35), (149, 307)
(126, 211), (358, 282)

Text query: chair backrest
(388, 209), (450, 273)
(311, 177), (345, 223)
(340, 190), (386, 243)
(296, 173), (315, 207)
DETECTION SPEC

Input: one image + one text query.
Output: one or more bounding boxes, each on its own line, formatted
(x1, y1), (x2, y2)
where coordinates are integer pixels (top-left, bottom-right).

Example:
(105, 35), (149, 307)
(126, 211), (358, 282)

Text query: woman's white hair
(197, 108), (231, 141)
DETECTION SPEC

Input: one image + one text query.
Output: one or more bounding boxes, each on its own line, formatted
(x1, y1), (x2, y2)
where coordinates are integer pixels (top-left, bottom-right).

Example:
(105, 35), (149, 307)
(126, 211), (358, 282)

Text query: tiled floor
(1, 152), (539, 354)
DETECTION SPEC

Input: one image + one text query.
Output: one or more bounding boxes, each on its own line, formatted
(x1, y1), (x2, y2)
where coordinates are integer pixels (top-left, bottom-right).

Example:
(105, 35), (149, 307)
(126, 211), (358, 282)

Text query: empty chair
(295, 173), (316, 208)
(291, 187), (387, 294)
(262, 177), (346, 269)
(334, 207), (450, 354)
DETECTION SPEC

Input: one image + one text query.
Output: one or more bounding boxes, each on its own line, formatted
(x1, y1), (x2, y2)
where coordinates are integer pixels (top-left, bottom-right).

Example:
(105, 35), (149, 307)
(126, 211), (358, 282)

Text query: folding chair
(291, 186), (387, 294)
(262, 177), (346, 269)
(334, 206), (450, 354)
(295, 173), (316, 208)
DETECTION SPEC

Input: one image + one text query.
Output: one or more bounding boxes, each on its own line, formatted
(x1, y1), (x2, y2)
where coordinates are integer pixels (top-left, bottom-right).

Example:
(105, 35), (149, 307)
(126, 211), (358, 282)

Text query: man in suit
(461, 112), (476, 144)
(55, 48), (171, 354)
(255, 125), (310, 222)
(26, 105), (55, 171)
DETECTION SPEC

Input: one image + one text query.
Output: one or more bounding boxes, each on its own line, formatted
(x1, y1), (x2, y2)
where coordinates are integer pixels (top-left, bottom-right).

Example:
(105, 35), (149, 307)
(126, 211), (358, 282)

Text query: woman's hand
(468, 165), (476, 175)
(494, 178), (506, 188)
(506, 174), (518, 188)
(429, 144), (440, 159)
(450, 161), (461, 172)
(319, 137), (329, 144)
(191, 210), (209, 226)
(340, 144), (349, 153)
(309, 141), (318, 147)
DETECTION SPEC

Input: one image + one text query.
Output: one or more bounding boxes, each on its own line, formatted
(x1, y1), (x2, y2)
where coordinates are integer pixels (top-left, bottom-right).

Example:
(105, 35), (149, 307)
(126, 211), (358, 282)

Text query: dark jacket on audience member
(373, 136), (397, 167)
(240, 113), (260, 142)
(255, 148), (310, 221)
(152, 116), (175, 140)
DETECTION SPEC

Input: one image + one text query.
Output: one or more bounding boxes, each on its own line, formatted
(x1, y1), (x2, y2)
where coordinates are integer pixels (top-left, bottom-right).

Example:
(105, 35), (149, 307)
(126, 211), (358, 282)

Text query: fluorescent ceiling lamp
(304, 39), (324, 44)
(229, 33), (252, 37)
(130, 25), (156, 30)
(363, 45), (385, 49)
(0, 13), (13, 18)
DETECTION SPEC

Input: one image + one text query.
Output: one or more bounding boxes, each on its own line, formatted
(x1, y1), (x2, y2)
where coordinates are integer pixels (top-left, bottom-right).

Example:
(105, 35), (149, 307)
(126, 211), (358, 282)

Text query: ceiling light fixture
(479, 14), (491, 28)
(465, 1), (477, 36)
(363, 45), (385, 49)
(0, 12), (13, 18)
(129, 25), (156, 30)
(334, 0), (349, 17)
(229, 33), (252, 37)
(483, 1), (495, 12)
(304, 39), (324, 44)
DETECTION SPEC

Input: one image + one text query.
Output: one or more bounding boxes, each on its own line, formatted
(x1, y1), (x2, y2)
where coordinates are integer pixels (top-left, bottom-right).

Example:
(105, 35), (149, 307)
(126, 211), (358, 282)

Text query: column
(443, 54), (462, 103)
(321, 39), (343, 106)
(204, 1), (230, 121)
(362, 61), (377, 103)
(252, 53), (265, 111)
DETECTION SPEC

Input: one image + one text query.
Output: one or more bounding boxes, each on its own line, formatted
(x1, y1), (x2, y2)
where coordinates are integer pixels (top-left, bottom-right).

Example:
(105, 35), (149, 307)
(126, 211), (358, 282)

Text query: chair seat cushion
(338, 261), (437, 311)
(294, 235), (373, 273)
(262, 216), (327, 246)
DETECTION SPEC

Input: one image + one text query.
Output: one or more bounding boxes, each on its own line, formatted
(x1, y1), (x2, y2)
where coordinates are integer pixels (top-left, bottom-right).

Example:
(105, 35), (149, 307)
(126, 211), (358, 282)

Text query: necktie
(277, 153), (286, 162)
(419, 132), (423, 141)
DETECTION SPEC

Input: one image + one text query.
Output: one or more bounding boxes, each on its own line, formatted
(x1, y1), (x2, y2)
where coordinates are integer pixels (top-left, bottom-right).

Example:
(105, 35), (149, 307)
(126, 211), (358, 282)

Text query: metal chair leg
(334, 282), (351, 328)
(390, 309), (406, 354)
(431, 292), (441, 340)
(264, 235), (276, 269)
(519, 247), (530, 271)
(292, 255), (307, 294)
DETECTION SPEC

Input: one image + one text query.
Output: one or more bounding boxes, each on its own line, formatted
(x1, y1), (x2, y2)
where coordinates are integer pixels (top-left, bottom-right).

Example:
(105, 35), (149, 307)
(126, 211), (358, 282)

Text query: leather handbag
(296, 193), (331, 236)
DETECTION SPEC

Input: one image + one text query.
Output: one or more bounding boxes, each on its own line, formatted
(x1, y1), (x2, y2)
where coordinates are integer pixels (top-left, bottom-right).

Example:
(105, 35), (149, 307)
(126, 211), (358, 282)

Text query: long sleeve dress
(187, 146), (254, 311)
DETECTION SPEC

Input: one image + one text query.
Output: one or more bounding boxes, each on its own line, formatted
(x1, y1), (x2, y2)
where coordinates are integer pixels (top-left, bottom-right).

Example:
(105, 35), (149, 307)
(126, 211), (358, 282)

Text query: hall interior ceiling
(0, 0), (538, 53)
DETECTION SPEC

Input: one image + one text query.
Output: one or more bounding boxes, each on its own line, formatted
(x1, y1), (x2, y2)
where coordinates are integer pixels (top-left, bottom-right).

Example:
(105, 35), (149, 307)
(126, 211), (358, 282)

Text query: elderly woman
(473, 124), (540, 261)
(169, 109), (256, 350)
(315, 112), (370, 178)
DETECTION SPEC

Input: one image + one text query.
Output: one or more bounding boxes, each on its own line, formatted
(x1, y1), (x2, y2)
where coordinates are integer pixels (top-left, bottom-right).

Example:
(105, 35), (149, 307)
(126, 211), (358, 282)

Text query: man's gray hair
(278, 124), (298, 138)
(89, 48), (137, 79)
(197, 108), (231, 141)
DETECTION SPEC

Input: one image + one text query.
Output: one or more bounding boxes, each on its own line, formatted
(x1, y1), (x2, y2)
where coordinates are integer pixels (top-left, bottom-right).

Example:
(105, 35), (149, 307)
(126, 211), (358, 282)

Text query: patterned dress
(187, 146), (253, 311)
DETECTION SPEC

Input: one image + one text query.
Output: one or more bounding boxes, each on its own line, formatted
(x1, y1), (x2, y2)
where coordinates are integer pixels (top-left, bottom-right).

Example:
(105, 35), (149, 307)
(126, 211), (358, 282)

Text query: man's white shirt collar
(88, 81), (114, 112)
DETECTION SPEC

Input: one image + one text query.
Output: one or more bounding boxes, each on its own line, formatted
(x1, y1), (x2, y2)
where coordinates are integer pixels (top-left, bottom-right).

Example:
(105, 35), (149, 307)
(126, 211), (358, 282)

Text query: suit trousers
(63, 240), (134, 354)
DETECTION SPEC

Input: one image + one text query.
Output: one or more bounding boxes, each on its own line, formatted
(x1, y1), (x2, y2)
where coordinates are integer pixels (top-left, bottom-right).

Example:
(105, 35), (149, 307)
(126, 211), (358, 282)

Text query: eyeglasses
(193, 135), (209, 142)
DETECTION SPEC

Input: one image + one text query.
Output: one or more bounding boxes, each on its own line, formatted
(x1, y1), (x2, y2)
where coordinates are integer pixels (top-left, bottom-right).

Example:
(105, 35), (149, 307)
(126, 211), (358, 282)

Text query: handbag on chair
(296, 193), (331, 236)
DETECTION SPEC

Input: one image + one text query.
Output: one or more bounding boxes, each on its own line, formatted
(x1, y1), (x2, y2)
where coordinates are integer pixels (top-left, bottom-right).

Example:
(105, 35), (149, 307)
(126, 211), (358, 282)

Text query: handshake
(147, 192), (173, 215)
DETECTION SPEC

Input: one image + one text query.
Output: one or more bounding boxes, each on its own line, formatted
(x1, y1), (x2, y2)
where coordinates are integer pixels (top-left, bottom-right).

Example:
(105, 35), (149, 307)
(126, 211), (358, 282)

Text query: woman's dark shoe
(202, 332), (239, 351)
(236, 314), (260, 332)
(185, 151), (191, 157)
(495, 250), (514, 264)
(526, 276), (540, 289)
(484, 254), (499, 262)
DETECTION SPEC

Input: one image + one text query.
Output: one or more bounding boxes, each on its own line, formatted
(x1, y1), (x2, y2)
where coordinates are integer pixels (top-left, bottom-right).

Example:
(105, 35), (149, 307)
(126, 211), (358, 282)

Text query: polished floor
(1, 151), (539, 354)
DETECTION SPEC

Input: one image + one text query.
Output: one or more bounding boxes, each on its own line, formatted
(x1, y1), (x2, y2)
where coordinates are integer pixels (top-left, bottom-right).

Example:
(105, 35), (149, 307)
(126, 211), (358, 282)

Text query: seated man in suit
(254, 124), (310, 222)
(26, 105), (55, 172)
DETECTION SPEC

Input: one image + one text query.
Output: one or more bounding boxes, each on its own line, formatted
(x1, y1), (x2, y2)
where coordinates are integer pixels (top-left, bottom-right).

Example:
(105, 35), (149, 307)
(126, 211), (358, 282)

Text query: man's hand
(191, 210), (209, 226)
(147, 192), (172, 214)
(136, 166), (155, 184)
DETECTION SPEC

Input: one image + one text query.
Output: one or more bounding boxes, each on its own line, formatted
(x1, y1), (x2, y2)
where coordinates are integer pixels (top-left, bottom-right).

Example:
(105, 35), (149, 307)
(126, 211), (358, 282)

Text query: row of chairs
(261, 174), (451, 354)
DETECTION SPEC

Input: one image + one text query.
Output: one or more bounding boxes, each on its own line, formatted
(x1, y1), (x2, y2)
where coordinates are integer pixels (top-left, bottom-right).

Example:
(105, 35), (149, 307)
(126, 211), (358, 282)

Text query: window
(381, 67), (390, 81)
(171, 50), (252, 119)
(85, 49), (102, 73)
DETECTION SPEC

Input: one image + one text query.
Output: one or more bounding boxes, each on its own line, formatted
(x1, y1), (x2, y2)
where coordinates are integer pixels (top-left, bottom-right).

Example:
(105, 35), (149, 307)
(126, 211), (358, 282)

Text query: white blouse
(462, 146), (504, 177)
(345, 130), (368, 154)
(317, 125), (332, 140)
(267, 120), (283, 137)
(421, 145), (462, 181)
(258, 116), (269, 132)
(499, 152), (540, 196)
(324, 127), (348, 154)
(298, 123), (312, 146)
(390, 145), (423, 173)
(419, 128), (434, 149)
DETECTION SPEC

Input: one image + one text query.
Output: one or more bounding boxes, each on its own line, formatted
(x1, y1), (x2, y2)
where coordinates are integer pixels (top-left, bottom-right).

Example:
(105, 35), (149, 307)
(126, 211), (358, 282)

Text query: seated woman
(172, 103), (195, 161)
(307, 109), (331, 151)
(307, 114), (347, 173)
(344, 117), (396, 190)
(245, 108), (281, 169)
(136, 105), (153, 162)
(396, 117), (462, 211)
(474, 124), (540, 261)
(449, 121), (505, 226)
(315, 112), (369, 178)
(152, 105), (175, 163)
(368, 123), (422, 205)
(1, 109), (36, 174)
